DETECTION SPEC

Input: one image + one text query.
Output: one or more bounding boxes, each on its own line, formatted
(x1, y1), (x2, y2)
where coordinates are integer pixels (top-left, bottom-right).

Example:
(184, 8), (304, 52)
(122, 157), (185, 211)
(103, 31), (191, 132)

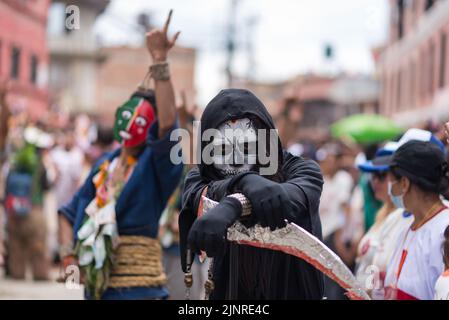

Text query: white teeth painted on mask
(222, 168), (250, 176)
(119, 131), (132, 140)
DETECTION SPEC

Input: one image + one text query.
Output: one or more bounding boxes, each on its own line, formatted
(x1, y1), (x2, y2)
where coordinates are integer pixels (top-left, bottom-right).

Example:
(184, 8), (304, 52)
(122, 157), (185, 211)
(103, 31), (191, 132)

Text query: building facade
(378, 0), (449, 126)
(240, 74), (379, 145)
(0, 0), (51, 118)
(48, 0), (109, 114)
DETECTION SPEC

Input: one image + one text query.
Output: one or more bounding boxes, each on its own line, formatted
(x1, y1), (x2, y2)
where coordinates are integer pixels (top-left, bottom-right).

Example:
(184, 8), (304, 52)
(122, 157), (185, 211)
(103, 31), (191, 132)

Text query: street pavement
(0, 268), (83, 300)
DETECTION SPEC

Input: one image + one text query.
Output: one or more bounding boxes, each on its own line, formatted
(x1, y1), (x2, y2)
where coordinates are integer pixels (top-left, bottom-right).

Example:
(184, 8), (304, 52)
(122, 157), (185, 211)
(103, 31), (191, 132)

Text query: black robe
(179, 89), (325, 299)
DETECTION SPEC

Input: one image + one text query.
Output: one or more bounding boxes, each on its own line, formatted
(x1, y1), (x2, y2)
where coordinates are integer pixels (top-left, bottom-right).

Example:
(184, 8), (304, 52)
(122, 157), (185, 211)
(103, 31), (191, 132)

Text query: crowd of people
(0, 82), (116, 281)
(0, 10), (449, 300)
(289, 126), (449, 300)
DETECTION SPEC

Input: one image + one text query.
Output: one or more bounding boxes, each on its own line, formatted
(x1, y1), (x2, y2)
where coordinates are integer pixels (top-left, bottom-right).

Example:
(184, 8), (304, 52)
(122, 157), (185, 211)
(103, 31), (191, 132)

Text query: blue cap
(358, 128), (445, 173)
(358, 144), (395, 173)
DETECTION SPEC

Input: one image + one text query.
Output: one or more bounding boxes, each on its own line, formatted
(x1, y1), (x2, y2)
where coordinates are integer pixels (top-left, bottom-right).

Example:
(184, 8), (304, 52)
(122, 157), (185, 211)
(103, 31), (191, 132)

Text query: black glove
(233, 173), (296, 230)
(187, 197), (242, 258)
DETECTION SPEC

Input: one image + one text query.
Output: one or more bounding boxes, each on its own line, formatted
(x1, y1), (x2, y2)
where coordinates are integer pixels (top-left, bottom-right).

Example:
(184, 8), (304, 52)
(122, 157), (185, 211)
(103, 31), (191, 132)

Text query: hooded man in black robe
(179, 89), (324, 299)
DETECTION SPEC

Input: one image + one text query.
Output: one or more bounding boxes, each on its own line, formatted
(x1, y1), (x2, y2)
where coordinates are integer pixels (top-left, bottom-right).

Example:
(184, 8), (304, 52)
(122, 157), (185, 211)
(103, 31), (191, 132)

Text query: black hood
(198, 89), (284, 181)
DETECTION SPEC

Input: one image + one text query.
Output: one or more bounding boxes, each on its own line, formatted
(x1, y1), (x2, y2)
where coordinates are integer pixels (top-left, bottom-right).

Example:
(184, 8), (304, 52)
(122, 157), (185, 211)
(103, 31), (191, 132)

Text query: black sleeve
(280, 151), (324, 239)
(179, 168), (208, 272)
(178, 168), (242, 272)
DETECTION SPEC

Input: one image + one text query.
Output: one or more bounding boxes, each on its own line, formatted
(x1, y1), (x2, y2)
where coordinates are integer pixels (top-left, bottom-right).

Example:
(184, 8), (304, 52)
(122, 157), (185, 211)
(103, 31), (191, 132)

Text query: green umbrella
(331, 114), (403, 145)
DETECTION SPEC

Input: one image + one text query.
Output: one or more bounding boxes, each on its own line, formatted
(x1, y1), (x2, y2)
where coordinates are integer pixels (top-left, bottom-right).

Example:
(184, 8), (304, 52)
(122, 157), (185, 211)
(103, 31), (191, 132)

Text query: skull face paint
(213, 118), (258, 177)
(114, 97), (155, 148)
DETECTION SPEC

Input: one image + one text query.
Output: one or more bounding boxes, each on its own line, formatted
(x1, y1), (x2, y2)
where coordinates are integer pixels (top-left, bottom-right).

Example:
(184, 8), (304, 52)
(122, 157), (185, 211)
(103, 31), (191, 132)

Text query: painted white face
(213, 118), (258, 177)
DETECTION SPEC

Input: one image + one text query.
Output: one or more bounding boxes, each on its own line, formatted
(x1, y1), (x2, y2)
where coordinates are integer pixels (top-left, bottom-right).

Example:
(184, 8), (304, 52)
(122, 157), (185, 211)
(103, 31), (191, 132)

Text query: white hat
(24, 127), (54, 149)
(389, 128), (445, 153)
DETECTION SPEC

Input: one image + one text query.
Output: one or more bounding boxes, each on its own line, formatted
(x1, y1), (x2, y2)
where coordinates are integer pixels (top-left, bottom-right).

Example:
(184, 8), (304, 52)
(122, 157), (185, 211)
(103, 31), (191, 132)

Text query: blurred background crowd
(1, 0), (449, 299)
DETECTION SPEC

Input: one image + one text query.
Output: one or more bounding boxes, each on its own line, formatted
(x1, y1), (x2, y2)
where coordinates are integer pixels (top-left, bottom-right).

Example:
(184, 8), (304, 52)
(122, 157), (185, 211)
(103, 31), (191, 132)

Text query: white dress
(319, 170), (353, 239)
(384, 207), (449, 300)
(355, 209), (413, 299)
(434, 270), (449, 300)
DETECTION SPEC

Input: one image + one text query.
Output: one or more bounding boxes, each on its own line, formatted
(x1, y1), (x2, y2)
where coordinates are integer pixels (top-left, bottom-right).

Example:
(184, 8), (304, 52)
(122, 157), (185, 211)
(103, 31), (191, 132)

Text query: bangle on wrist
(150, 61), (170, 81)
(227, 193), (252, 216)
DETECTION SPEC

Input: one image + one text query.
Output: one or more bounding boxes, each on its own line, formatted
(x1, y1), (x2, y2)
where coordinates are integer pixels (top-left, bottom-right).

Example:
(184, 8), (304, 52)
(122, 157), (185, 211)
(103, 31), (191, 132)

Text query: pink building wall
(378, 0), (449, 124)
(0, 0), (51, 118)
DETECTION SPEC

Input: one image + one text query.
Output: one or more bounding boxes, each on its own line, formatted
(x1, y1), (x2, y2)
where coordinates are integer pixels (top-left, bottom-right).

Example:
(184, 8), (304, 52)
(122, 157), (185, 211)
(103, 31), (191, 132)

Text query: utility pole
(225, 0), (239, 88)
(245, 15), (258, 82)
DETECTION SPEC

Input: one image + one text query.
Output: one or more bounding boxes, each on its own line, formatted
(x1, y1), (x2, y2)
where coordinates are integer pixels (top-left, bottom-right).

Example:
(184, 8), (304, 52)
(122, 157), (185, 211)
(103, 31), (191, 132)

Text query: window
(421, 51), (428, 100)
(398, 0), (405, 39)
(440, 32), (447, 88)
(429, 42), (435, 95)
(30, 55), (38, 84)
(10, 46), (21, 79)
(425, 0), (435, 11)
(411, 61), (416, 107)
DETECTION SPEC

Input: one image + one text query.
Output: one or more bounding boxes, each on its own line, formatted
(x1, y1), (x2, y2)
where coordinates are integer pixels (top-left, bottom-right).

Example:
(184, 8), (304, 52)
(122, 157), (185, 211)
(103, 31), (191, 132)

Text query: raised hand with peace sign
(146, 9), (181, 62)
(143, 10), (179, 138)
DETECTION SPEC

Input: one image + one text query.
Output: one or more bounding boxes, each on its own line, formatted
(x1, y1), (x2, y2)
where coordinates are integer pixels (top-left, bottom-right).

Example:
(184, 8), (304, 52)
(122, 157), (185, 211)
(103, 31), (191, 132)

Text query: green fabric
(11, 144), (45, 205)
(331, 114), (403, 145)
(12, 144), (37, 174)
(31, 158), (45, 205)
(359, 173), (382, 231)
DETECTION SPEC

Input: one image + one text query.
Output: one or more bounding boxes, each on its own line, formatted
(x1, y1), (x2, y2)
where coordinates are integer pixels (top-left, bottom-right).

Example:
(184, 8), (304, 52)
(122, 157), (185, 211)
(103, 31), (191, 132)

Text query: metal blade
(227, 220), (370, 300)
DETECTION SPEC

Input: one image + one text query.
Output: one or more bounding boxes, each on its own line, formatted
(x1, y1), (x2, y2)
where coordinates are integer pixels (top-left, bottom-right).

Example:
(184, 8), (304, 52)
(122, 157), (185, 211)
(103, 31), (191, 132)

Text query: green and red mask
(113, 96), (156, 148)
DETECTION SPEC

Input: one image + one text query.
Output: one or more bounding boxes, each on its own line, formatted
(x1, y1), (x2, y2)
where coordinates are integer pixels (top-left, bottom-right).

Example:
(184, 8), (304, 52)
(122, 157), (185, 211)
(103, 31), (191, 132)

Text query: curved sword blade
(200, 195), (370, 300)
(226, 221), (370, 300)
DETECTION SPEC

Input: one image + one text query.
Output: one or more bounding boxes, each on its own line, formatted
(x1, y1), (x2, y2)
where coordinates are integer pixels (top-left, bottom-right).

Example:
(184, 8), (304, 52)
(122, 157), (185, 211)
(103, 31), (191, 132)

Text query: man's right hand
(188, 197), (242, 257)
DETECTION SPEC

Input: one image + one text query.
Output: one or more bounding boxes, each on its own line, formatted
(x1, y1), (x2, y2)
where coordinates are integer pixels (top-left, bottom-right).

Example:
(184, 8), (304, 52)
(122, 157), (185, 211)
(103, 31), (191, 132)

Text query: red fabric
(396, 289), (419, 300)
(396, 249), (408, 281)
(385, 286), (419, 300)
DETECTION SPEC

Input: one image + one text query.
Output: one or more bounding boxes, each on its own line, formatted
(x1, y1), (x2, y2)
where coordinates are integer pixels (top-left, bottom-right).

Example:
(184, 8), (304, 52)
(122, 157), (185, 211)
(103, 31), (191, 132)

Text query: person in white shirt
(384, 140), (449, 300)
(50, 130), (85, 209)
(434, 225), (449, 300)
(316, 143), (354, 299)
(48, 129), (85, 261)
(317, 143), (353, 240)
(354, 145), (414, 299)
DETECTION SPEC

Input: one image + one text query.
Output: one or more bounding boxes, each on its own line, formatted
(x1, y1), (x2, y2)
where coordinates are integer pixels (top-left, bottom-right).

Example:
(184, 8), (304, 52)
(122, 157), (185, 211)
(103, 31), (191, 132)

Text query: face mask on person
(388, 180), (405, 209)
(212, 118), (258, 177)
(114, 97), (155, 148)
